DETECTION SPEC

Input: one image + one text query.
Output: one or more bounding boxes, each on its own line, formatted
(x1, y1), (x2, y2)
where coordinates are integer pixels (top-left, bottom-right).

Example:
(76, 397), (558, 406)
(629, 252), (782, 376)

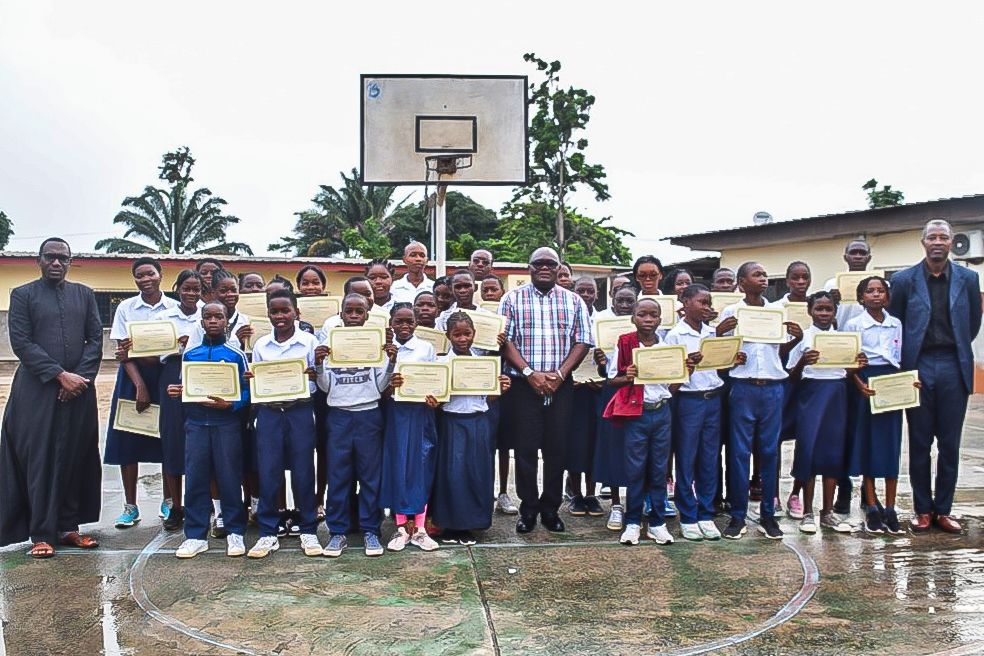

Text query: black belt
(264, 398), (313, 411)
(677, 388), (722, 399)
(642, 399), (668, 411)
(735, 378), (782, 386)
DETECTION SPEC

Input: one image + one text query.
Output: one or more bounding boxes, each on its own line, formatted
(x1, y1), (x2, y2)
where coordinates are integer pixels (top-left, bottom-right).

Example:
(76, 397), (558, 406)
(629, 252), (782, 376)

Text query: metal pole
(435, 184), (448, 277)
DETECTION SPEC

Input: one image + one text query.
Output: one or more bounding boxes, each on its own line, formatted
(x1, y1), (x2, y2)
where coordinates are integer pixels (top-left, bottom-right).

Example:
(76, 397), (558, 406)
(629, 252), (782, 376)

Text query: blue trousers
(728, 380), (783, 520)
(673, 392), (722, 524)
(623, 403), (672, 526)
(256, 404), (317, 537)
(907, 351), (969, 516)
(184, 421), (246, 540)
(325, 407), (383, 535)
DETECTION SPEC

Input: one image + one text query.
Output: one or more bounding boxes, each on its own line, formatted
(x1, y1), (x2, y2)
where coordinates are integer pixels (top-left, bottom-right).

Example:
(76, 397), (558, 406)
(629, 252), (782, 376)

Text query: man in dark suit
(889, 219), (982, 534)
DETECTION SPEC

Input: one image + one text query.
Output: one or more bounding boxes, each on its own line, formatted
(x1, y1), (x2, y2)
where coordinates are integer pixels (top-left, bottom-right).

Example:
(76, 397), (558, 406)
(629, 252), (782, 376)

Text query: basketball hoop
(425, 154), (473, 177)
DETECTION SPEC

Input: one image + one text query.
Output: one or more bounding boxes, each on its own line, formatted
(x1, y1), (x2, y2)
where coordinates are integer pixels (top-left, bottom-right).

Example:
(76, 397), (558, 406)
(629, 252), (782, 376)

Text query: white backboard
(361, 75), (528, 186)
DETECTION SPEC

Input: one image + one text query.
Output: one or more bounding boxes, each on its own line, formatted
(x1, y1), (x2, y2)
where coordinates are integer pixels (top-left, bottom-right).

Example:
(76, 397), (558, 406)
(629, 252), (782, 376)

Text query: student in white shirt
(366, 258), (397, 314)
(390, 242), (434, 304)
(186, 269), (252, 351)
(436, 271), (487, 331)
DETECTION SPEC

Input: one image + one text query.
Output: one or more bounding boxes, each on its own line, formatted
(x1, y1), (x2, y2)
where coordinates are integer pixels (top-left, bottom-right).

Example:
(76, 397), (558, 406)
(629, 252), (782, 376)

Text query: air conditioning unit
(952, 229), (984, 259)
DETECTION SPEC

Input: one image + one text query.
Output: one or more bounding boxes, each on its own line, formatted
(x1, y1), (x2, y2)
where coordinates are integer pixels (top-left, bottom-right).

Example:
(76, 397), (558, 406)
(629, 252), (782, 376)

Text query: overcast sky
(2, 2), (983, 264)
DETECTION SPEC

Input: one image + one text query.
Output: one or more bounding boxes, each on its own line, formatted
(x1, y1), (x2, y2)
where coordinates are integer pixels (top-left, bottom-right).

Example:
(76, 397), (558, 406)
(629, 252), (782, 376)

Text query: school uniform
(664, 320), (723, 524)
(104, 293), (178, 466)
(843, 310), (904, 478)
(317, 350), (394, 536)
(181, 336), (249, 540)
(786, 325), (849, 480)
(316, 307), (387, 343)
(718, 300), (787, 521)
(593, 345), (629, 487)
(380, 336), (439, 516)
(822, 277), (868, 330)
(158, 305), (201, 476)
(435, 303), (491, 332)
(391, 274), (435, 304)
(431, 349), (496, 531)
(251, 329), (319, 538)
(374, 297), (396, 315)
(187, 310), (250, 351)
(774, 295), (802, 443)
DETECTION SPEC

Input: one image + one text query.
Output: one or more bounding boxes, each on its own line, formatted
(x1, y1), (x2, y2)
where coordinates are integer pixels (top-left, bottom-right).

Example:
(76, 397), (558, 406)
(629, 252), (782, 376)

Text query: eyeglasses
(41, 253), (71, 264)
(471, 257), (491, 265)
(635, 272), (660, 279)
(530, 260), (559, 270)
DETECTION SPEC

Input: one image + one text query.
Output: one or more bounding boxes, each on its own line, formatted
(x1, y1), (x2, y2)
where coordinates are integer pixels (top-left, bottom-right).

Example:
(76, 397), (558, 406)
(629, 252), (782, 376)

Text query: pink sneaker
(786, 493), (804, 520)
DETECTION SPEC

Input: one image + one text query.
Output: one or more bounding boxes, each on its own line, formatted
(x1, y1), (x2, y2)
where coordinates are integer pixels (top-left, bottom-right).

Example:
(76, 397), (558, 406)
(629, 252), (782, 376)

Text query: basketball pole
(435, 183), (448, 277)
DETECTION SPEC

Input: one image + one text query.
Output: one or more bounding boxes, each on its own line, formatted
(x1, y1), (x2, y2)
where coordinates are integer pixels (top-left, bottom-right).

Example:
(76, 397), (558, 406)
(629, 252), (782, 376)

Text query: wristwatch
(522, 366), (534, 378)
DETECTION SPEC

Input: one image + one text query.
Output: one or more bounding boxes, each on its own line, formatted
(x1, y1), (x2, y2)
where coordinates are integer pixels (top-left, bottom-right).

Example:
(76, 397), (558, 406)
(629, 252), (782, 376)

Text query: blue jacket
(182, 335), (249, 425)
(888, 260), (982, 393)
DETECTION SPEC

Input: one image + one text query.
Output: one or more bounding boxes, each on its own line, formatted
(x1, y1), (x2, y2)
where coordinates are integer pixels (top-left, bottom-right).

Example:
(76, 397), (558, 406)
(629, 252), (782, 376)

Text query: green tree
(271, 168), (411, 257)
(96, 147), (252, 254)
(385, 191), (498, 258)
(487, 202), (631, 265)
(515, 53), (611, 254)
(863, 178), (905, 209)
(0, 210), (13, 250)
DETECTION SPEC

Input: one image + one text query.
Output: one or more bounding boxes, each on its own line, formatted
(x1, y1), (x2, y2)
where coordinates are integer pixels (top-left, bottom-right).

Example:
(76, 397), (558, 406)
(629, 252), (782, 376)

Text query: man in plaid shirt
(499, 247), (593, 534)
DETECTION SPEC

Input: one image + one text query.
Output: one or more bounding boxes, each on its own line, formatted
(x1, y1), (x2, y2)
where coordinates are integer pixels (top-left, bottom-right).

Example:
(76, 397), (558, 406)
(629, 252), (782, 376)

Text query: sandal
(29, 542), (55, 559)
(59, 532), (99, 549)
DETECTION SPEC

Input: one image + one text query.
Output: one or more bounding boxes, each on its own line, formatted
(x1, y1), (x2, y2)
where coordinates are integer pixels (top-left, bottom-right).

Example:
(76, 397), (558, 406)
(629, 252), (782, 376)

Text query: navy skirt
(849, 364), (903, 478)
(380, 400), (438, 515)
(104, 360), (163, 465)
(780, 379), (798, 442)
(792, 379), (848, 480)
(432, 411), (494, 531)
(593, 385), (629, 487)
(567, 384), (600, 474)
(158, 356), (186, 475)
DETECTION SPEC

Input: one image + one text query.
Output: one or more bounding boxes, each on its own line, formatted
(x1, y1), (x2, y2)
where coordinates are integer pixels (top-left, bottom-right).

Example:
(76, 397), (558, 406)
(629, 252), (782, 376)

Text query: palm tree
(96, 148), (252, 255)
(271, 168), (411, 257)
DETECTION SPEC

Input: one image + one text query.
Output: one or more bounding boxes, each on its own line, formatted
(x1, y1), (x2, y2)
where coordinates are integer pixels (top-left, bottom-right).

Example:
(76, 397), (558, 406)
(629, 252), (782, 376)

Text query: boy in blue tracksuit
(167, 301), (250, 559)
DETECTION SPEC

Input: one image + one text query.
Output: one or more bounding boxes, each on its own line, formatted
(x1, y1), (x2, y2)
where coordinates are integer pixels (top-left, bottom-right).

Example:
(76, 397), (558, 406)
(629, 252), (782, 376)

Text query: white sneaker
(647, 524), (675, 545)
(248, 536), (280, 558)
(496, 493), (519, 515)
(387, 526), (411, 552)
(226, 533), (246, 557)
(410, 528), (439, 552)
(175, 538), (209, 559)
(800, 514), (817, 534)
(620, 523), (641, 545)
(607, 504), (625, 531)
(680, 522), (703, 541)
(300, 534), (322, 556)
(698, 520), (721, 540)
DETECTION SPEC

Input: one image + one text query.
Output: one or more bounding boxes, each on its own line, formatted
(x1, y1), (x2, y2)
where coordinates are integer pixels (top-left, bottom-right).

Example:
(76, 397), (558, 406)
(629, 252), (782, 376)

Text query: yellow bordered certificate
(632, 344), (689, 385)
(395, 362), (451, 402)
(812, 332), (861, 369)
(640, 295), (678, 328)
(450, 356), (501, 396)
(249, 358), (310, 403)
(297, 296), (342, 328)
(594, 316), (634, 351)
(112, 399), (161, 438)
(414, 326), (451, 355)
(127, 320), (179, 357)
(868, 370), (920, 414)
(735, 306), (786, 344)
(696, 336), (743, 370)
(181, 361), (241, 402)
(461, 309), (506, 352)
(327, 326), (386, 367)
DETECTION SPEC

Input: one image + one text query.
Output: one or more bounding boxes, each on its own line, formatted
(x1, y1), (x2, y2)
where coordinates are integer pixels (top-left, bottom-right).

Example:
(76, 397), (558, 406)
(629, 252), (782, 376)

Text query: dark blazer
(888, 260), (982, 393)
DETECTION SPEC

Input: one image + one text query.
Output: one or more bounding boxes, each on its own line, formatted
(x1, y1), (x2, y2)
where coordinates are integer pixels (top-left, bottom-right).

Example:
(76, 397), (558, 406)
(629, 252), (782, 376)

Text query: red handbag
(602, 332), (644, 425)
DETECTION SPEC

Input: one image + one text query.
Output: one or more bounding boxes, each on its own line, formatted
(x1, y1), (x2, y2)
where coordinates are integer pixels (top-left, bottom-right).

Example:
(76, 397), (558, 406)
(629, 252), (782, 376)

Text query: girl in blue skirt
(844, 276), (916, 536)
(431, 312), (511, 545)
(382, 303), (440, 552)
(106, 257), (175, 528)
(786, 291), (866, 534)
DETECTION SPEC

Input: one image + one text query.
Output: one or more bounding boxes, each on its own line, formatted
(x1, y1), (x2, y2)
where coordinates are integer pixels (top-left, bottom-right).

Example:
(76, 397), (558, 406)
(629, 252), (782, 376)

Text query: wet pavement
(1, 379), (984, 655)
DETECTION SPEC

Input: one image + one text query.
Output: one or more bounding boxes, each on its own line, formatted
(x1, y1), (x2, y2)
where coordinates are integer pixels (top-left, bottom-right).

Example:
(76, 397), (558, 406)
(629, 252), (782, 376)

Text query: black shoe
(882, 507), (904, 535)
(439, 530), (460, 544)
(541, 513), (566, 533)
(568, 495), (588, 516)
(516, 515), (537, 534)
(584, 496), (605, 517)
(162, 507), (184, 531)
(757, 517), (784, 540)
(864, 507), (886, 534)
(287, 509), (301, 537)
(458, 531), (477, 546)
(723, 517), (747, 540)
(276, 510), (289, 538)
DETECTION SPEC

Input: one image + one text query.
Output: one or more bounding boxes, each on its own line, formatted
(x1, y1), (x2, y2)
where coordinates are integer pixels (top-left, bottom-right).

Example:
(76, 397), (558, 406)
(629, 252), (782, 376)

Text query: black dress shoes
(516, 515), (537, 534)
(541, 513), (566, 533)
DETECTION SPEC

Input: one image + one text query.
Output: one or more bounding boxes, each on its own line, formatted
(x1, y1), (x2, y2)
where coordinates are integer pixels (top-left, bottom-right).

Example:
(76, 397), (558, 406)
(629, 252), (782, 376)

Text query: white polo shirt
(395, 335), (436, 364)
(718, 299), (788, 380)
(439, 349), (490, 414)
(391, 274), (434, 304)
(842, 310), (902, 368)
(663, 320), (723, 392)
(786, 324), (848, 380)
(251, 329), (319, 394)
(110, 293), (178, 340)
(187, 310), (250, 351)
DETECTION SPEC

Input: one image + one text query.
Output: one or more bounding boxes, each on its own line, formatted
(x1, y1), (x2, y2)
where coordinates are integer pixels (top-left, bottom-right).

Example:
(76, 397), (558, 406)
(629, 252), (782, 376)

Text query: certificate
(836, 270), (885, 297)
(812, 331), (861, 368)
(249, 358), (310, 403)
(735, 306), (786, 344)
(696, 336), (743, 370)
(450, 356), (501, 396)
(366, 312), (388, 328)
(395, 362), (451, 402)
(414, 326), (450, 355)
(236, 293), (269, 320)
(868, 370), (920, 414)
(594, 316), (634, 351)
(783, 302), (811, 331)
(297, 296), (342, 328)
(710, 292), (743, 325)
(244, 318), (274, 352)
(461, 309), (506, 352)
(181, 361), (241, 402)
(479, 301), (502, 314)
(633, 344), (689, 385)
(572, 352), (605, 383)
(640, 295), (677, 328)
(112, 399), (160, 438)
(327, 326), (386, 367)
(127, 320), (179, 357)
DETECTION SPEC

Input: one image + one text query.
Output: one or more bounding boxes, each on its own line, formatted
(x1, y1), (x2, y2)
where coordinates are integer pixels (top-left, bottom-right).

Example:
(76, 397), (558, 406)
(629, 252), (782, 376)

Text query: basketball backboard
(360, 74), (528, 186)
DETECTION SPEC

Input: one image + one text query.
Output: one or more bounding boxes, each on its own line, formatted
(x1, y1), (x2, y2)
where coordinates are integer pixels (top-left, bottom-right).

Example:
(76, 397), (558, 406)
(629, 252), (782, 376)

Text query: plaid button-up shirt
(499, 283), (593, 375)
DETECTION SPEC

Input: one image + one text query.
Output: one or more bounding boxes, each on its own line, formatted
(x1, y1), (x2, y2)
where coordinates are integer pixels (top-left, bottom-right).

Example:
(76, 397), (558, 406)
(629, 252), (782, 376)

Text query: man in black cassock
(0, 238), (104, 557)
